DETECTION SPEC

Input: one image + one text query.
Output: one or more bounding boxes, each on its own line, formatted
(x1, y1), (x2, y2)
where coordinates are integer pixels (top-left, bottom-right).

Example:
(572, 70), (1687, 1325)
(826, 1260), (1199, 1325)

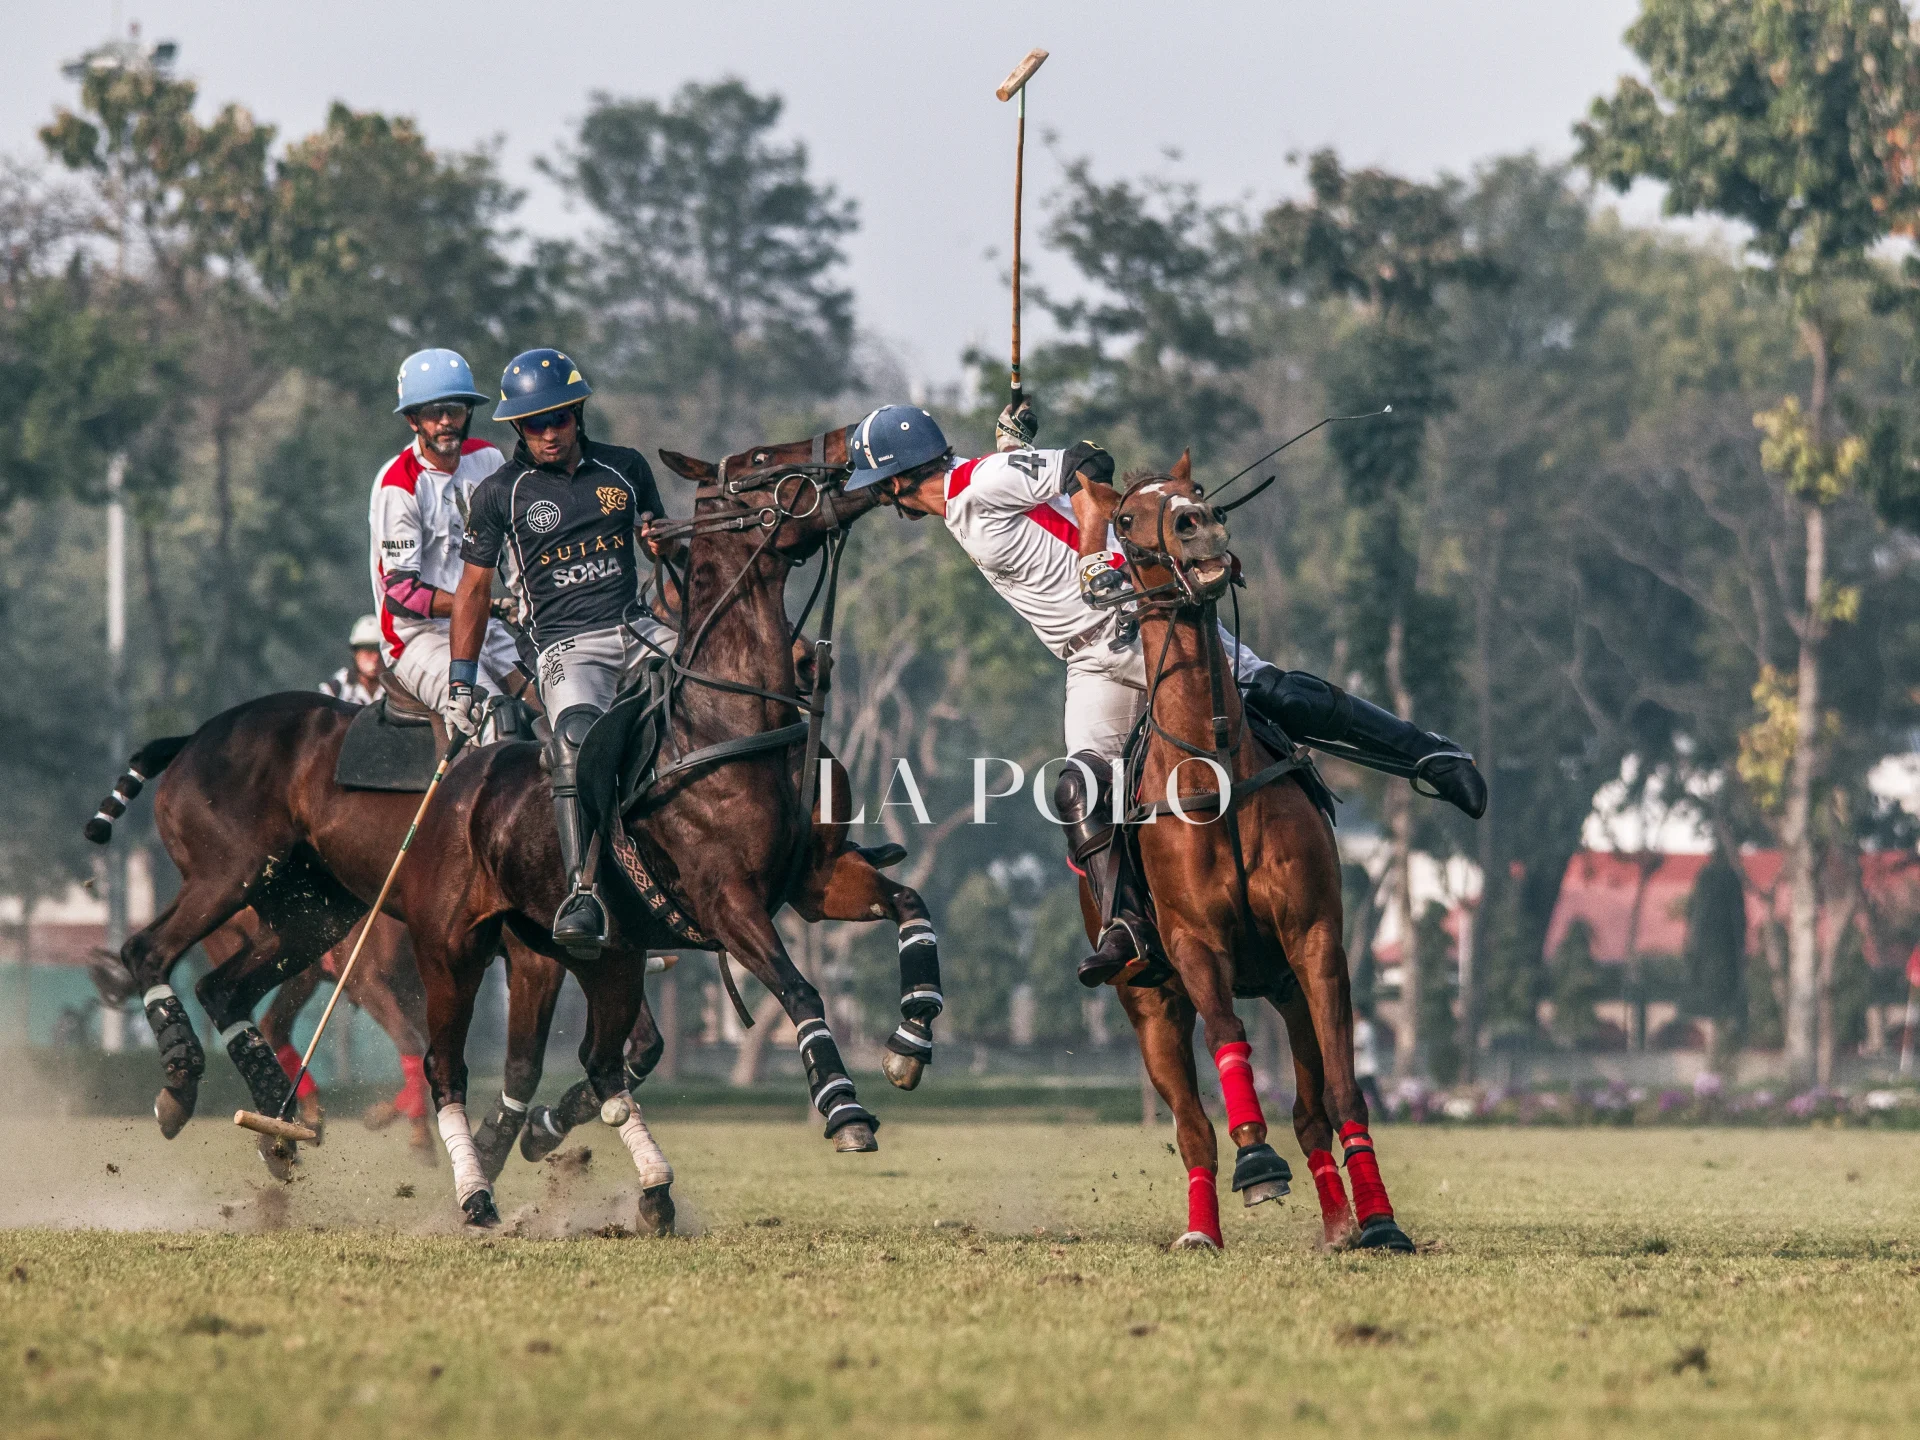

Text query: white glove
(443, 681), (483, 739)
(995, 398), (1038, 452)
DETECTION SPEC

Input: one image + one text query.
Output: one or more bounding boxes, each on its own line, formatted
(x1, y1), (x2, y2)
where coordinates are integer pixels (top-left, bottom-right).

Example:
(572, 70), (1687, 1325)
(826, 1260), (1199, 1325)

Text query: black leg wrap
(225, 1026), (293, 1118)
(897, 918), (943, 1022)
(521, 1080), (598, 1162)
(473, 1096), (528, 1182)
(797, 1018), (877, 1137)
(1230, 1142), (1293, 1195)
(145, 992), (204, 1091)
(462, 1190), (502, 1228)
(885, 1016), (935, 1062)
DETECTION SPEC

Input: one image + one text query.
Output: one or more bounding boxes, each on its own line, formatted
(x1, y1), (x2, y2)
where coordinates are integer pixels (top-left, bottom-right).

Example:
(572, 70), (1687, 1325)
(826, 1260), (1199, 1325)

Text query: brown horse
(82, 424), (937, 1229)
(1083, 455), (1412, 1253)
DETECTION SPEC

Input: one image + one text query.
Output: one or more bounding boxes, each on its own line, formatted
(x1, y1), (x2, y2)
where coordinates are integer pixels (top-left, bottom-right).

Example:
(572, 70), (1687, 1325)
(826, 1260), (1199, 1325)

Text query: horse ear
(659, 450), (716, 482)
(1171, 449), (1192, 482)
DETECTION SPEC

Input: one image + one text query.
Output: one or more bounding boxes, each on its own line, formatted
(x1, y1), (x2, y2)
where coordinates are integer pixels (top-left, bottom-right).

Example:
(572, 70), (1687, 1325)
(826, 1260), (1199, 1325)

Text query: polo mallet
(233, 721), (479, 1145)
(997, 47), (1049, 407)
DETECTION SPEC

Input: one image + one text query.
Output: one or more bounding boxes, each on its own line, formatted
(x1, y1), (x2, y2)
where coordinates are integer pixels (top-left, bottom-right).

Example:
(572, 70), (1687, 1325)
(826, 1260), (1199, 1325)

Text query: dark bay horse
(1082, 455), (1413, 1253)
(82, 425), (939, 1229)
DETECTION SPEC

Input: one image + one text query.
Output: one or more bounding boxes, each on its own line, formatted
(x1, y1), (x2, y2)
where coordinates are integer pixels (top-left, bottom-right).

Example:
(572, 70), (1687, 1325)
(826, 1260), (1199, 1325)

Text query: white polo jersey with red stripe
(942, 449), (1123, 660)
(367, 438), (504, 660)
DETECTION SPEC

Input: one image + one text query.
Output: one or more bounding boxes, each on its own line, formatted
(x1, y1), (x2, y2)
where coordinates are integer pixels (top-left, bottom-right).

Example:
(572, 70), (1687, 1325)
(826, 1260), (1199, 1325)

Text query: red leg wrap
(1308, 1148), (1353, 1230)
(1339, 1121), (1393, 1225)
(275, 1043), (317, 1099)
(1212, 1041), (1265, 1136)
(1186, 1167), (1222, 1248)
(395, 1054), (428, 1120)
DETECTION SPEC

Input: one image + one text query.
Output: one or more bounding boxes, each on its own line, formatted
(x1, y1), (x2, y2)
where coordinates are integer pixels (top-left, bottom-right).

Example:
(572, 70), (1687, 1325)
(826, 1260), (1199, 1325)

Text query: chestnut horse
(1084, 455), (1412, 1253)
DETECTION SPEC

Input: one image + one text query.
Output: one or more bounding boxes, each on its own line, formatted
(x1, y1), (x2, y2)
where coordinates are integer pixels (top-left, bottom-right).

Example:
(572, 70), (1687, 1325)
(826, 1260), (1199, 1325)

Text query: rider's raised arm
(965, 441), (1116, 519)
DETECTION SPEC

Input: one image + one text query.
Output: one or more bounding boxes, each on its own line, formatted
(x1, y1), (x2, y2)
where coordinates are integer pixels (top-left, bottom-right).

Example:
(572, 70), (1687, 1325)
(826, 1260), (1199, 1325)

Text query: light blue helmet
(845, 405), (951, 492)
(393, 348), (489, 414)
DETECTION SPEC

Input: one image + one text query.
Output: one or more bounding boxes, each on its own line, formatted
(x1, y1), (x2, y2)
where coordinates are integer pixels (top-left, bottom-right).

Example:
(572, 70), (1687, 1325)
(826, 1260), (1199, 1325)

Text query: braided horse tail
(82, 735), (193, 845)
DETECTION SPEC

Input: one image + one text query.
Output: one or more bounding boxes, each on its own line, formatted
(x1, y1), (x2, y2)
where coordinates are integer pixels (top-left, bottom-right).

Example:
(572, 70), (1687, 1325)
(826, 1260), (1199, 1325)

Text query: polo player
(370, 348), (531, 716)
(446, 348), (675, 959)
(846, 402), (1487, 988)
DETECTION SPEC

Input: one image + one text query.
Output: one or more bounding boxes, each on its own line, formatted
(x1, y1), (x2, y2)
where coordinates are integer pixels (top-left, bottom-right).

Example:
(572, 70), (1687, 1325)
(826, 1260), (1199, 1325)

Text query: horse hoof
(461, 1190), (501, 1229)
(362, 1100), (401, 1132)
(520, 1109), (566, 1163)
(1353, 1217), (1415, 1253)
(831, 1122), (879, 1153)
(1170, 1231), (1221, 1252)
(153, 1085), (195, 1140)
(1241, 1178), (1289, 1208)
(880, 1051), (925, 1091)
(636, 1184), (676, 1237)
(258, 1135), (297, 1182)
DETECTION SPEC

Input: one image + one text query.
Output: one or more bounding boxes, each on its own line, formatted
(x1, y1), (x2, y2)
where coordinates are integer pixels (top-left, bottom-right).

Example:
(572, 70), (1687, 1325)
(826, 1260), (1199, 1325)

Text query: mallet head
(996, 48), (1049, 102)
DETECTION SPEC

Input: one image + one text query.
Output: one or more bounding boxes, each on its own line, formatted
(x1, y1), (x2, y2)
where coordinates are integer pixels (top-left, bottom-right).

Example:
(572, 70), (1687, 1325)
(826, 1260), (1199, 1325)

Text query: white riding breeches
(537, 618), (679, 723)
(389, 620), (522, 716)
(1063, 624), (1266, 762)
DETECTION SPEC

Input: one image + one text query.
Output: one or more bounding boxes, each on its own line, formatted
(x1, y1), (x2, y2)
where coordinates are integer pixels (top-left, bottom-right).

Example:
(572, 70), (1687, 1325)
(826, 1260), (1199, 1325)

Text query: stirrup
(553, 887), (608, 958)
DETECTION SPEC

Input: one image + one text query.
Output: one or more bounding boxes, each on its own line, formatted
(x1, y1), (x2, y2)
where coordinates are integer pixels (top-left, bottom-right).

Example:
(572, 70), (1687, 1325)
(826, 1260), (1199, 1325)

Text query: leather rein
(628, 446), (853, 806)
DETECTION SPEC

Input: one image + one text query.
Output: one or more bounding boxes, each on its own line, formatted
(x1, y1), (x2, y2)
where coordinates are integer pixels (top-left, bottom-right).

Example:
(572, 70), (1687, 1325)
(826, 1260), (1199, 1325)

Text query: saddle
(333, 680), (449, 793)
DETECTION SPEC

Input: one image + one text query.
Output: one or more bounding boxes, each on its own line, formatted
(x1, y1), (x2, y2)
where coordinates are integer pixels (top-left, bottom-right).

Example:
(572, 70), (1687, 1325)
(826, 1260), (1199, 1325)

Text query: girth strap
(1127, 747), (1312, 824)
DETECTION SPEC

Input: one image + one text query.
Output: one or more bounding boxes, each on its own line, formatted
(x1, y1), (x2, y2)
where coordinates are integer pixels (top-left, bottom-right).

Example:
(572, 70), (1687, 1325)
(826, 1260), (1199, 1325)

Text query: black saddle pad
(334, 697), (439, 793)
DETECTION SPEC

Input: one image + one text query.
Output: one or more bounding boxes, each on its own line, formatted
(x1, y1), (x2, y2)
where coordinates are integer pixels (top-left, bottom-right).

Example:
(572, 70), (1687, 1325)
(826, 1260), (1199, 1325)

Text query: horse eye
(1116, 513), (1132, 531)
(1193, 485), (1205, 499)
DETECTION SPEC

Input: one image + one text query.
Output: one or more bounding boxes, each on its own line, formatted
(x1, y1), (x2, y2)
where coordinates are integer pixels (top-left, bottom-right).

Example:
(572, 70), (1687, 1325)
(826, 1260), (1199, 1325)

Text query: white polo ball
(600, 1096), (633, 1127)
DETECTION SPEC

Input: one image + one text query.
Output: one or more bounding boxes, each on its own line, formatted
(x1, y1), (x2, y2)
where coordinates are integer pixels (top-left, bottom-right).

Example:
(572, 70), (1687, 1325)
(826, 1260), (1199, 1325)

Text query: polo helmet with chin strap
(494, 347), (593, 423)
(393, 348), (488, 414)
(845, 405), (951, 492)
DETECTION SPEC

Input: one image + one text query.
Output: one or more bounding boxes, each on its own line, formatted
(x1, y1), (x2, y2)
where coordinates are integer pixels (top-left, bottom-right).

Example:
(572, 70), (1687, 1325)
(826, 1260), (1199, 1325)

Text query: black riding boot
(1242, 667), (1487, 819)
(548, 709), (608, 958)
(1055, 752), (1169, 988)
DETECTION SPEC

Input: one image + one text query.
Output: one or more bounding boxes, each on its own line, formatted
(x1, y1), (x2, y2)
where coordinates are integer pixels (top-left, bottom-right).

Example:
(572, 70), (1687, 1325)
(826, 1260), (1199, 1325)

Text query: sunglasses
(410, 402), (471, 424)
(519, 408), (577, 435)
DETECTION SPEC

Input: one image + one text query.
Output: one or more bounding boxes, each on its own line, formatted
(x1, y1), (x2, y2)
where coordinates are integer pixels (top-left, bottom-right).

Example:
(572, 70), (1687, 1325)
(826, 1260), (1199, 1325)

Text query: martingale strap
(607, 824), (714, 949)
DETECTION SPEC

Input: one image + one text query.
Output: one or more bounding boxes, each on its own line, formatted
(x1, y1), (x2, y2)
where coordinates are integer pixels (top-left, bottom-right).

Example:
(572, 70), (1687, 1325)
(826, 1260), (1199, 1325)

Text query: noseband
(1103, 473), (1238, 613)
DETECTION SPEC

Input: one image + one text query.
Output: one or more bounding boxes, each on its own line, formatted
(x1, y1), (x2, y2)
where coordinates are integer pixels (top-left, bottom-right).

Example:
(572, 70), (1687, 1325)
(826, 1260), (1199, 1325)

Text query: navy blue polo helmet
(494, 348), (593, 423)
(845, 405), (951, 491)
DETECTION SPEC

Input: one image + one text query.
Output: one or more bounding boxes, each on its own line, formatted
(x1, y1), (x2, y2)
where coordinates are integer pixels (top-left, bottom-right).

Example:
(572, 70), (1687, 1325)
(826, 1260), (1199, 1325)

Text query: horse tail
(83, 735), (192, 845)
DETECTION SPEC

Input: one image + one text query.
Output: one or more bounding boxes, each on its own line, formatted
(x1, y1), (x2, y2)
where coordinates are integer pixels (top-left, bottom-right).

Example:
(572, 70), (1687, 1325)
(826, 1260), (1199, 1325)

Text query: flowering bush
(1376, 1081), (1920, 1128)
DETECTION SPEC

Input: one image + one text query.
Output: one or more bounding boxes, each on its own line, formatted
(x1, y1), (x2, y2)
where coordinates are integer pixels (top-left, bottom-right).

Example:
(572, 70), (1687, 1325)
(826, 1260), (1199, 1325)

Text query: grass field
(1, 1115), (1916, 1439)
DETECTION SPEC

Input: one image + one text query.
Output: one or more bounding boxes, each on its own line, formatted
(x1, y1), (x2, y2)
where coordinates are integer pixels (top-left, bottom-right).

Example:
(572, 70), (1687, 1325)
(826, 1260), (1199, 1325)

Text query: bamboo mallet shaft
(234, 729), (471, 1136)
(997, 48), (1049, 402)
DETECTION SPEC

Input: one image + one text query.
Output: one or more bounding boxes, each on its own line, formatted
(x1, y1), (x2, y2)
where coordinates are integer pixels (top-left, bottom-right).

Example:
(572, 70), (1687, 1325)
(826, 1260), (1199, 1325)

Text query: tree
(994, 158), (1257, 463)
(1577, 0), (1920, 1084)
(262, 104), (560, 409)
(545, 80), (858, 453)
(1252, 149), (1499, 1078)
(1684, 849), (1749, 1068)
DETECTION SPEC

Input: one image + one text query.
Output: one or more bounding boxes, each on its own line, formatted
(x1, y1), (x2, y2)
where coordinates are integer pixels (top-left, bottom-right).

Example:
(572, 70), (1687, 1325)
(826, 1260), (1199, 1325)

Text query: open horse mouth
(1187, 554), (1233, 595)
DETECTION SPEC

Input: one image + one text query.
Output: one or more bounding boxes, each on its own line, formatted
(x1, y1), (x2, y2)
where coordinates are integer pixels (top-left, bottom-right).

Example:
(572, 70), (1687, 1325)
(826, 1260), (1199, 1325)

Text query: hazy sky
(7, 2), (1650, 387)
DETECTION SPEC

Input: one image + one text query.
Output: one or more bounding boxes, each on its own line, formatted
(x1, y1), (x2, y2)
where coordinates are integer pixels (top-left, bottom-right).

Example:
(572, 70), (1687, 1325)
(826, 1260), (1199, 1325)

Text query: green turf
(1, 1118), (1914, 1439)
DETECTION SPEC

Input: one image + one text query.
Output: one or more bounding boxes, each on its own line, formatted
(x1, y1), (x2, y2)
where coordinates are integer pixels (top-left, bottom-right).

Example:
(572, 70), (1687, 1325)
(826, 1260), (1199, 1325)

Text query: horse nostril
(1174, 511), (1200, 536)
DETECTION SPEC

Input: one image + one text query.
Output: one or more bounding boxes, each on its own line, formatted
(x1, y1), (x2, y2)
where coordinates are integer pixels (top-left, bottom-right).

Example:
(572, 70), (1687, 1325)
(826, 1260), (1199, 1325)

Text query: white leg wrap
(436, 1103), (490, 1205)
(614, 1095), (673, 1189)
(143, 984), (175, 1008)
(499, 1091), (529, 1114)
